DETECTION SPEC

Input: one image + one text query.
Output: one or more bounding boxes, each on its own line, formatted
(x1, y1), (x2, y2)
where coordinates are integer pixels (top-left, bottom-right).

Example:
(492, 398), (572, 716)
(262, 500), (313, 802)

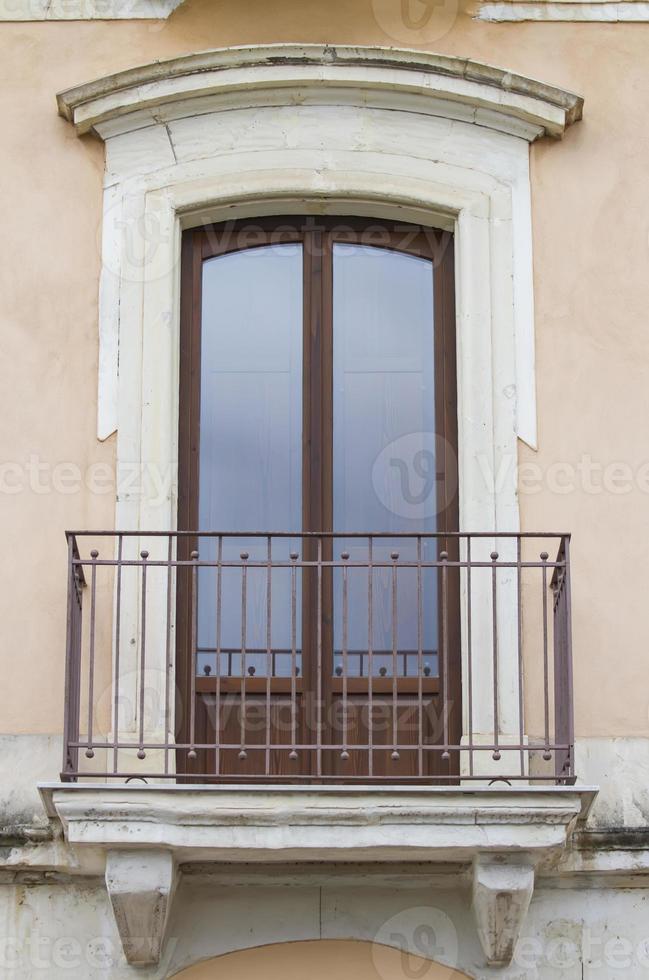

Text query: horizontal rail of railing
(62, 531), (574, 785)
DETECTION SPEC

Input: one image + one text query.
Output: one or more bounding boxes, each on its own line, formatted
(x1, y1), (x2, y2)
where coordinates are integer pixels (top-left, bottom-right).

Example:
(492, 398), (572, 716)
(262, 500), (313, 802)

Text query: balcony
(61, 530), (575, 784)
(44, 530), (595, 967)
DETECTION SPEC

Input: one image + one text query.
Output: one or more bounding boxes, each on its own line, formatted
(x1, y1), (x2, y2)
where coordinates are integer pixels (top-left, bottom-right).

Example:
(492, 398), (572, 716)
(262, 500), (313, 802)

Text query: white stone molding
(472, 854), (534, 965)
(0, 0), (184, 19)
(57, 43), (582, 141)
(41, 783), (596, 966)
(56, 44), (583, 758)
(42, 784), (596, 860)
(105, 848), (177, 966)
(477, 0), (649, 20)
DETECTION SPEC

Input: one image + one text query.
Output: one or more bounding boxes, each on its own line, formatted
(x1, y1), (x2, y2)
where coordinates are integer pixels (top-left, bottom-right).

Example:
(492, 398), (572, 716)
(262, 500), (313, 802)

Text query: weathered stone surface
(472, 854), (535, 965)
(105, 848), (177, 966)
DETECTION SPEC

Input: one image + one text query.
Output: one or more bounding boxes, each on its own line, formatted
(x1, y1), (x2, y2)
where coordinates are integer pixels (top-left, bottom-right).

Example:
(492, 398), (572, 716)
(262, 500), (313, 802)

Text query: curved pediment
(57, 43), (583, 141)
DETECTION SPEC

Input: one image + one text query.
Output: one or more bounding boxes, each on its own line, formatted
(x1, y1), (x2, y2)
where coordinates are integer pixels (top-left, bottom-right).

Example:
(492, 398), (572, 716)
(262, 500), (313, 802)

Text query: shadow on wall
(171, 939), (471, 980)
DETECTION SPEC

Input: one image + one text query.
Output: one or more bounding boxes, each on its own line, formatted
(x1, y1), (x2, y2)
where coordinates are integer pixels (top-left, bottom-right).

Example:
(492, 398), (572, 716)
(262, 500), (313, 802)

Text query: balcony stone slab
(40, 784), (595, 864)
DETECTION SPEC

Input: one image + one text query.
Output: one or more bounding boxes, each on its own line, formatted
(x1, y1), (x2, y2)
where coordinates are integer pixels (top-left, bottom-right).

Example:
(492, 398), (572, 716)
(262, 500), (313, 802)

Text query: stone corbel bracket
(40, 784), (596, 968)
(472, 853), (535, 966)
(56, 43), (583, 141)
(105, 849), (177, 967)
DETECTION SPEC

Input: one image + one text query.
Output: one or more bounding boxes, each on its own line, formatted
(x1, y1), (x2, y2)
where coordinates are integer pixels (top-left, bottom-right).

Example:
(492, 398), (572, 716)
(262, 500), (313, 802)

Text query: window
(177, 217), (460, 781)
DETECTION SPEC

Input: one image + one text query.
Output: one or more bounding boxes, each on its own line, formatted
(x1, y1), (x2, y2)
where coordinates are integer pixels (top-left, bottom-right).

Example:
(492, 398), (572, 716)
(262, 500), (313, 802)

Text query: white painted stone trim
(0, 0), (184, 19)
(472, 855), (534, 966)
(42, 784), (597, 860)
(105, 849), (177, 967)
(477, 0), (649, 19)
(55, 45), (584, 752)
(57, 43), (583, 139)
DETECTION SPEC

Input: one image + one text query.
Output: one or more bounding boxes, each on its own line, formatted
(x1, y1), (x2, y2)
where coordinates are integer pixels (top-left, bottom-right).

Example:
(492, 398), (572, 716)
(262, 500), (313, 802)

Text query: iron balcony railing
(62, 531), (574, 784)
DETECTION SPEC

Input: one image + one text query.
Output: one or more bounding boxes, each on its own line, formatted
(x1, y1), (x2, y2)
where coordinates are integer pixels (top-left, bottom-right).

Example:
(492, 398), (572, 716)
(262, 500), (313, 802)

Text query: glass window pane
(197, 245), (303, 676)
(332, 244), (438, 676)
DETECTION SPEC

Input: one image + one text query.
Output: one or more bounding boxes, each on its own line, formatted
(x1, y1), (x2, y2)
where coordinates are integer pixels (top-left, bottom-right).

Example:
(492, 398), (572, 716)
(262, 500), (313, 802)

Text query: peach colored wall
(1, 1), (648, 736)
(171, 939), (469, 980)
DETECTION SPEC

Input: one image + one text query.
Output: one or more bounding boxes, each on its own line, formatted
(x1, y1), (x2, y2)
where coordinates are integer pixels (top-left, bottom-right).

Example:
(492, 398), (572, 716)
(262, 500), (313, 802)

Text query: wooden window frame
(176, 215), (460, 781)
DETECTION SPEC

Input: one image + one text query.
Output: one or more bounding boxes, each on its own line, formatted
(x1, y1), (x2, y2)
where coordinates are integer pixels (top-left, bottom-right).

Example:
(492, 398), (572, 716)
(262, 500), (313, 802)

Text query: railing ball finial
(240, 551), (249, 561)
(440, 550), (448, 561)
(140, 550), (149, 560)
(391, 750), (400, 761)
(137, 749), (146, 760)
(441, 750), (450, 761)
(341, 551), (350, 561)
(390, 551), (399, 561)
(340, 750), (350, 761)
(85, 748), (94, 759)
(492, 750), (501, 761)
(238, 749), (248, 761)
(490, 551), (499, 561)
(543, 750), (552, 761)
(290, 551), (299, 561)
(90, 549), (99, 559)
(187, 749), (197, 760)
(540, 551), (549, 561)
(190, 550), (199, 560)
(289, 750), (298, 761)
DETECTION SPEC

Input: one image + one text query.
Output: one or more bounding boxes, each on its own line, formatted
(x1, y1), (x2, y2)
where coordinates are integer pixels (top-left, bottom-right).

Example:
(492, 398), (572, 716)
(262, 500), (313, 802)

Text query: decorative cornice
(0, 0), (184, 19)
(56, 43), (584, 141)
(477, 0), (649, 20)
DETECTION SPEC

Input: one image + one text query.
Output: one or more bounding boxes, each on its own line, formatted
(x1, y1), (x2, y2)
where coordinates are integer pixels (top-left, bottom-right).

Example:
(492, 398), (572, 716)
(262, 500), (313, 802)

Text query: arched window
(176, 217), (461, 781)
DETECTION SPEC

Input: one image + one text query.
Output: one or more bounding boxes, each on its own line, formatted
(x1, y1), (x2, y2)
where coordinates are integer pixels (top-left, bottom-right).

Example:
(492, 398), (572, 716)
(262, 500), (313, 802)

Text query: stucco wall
(0, 1), (647, 746)
(1, 872), (649, 979)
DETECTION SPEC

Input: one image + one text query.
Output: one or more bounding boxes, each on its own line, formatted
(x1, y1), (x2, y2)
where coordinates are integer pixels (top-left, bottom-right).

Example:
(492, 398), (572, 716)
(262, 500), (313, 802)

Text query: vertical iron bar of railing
(265, 536), (272, 776)
(86, 549), (98, 760)
(316, 536), (323, 778)
(112, 535), (123, 775)
(441, 550), (449, 762)
(239, 550), (248, 761)
(341, 549), (350, 761)
(163, 535), (172, 776)
(541, 551), (551, 762)
(215, 536), (222, 776)
(516, 536), (525, 778)
(367, 537), (374, 778)
(466, 535), (473, 777)
(417, 536), (423, 778)
(491, 550), (500, 761)
(290, 549), (298, 761)
(62, 535), (81, 779)
(188, 550), (198, 762)
(391, 550), (399, 761)
(563, 537), (575, 778)
(137, 549), (149, 760)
